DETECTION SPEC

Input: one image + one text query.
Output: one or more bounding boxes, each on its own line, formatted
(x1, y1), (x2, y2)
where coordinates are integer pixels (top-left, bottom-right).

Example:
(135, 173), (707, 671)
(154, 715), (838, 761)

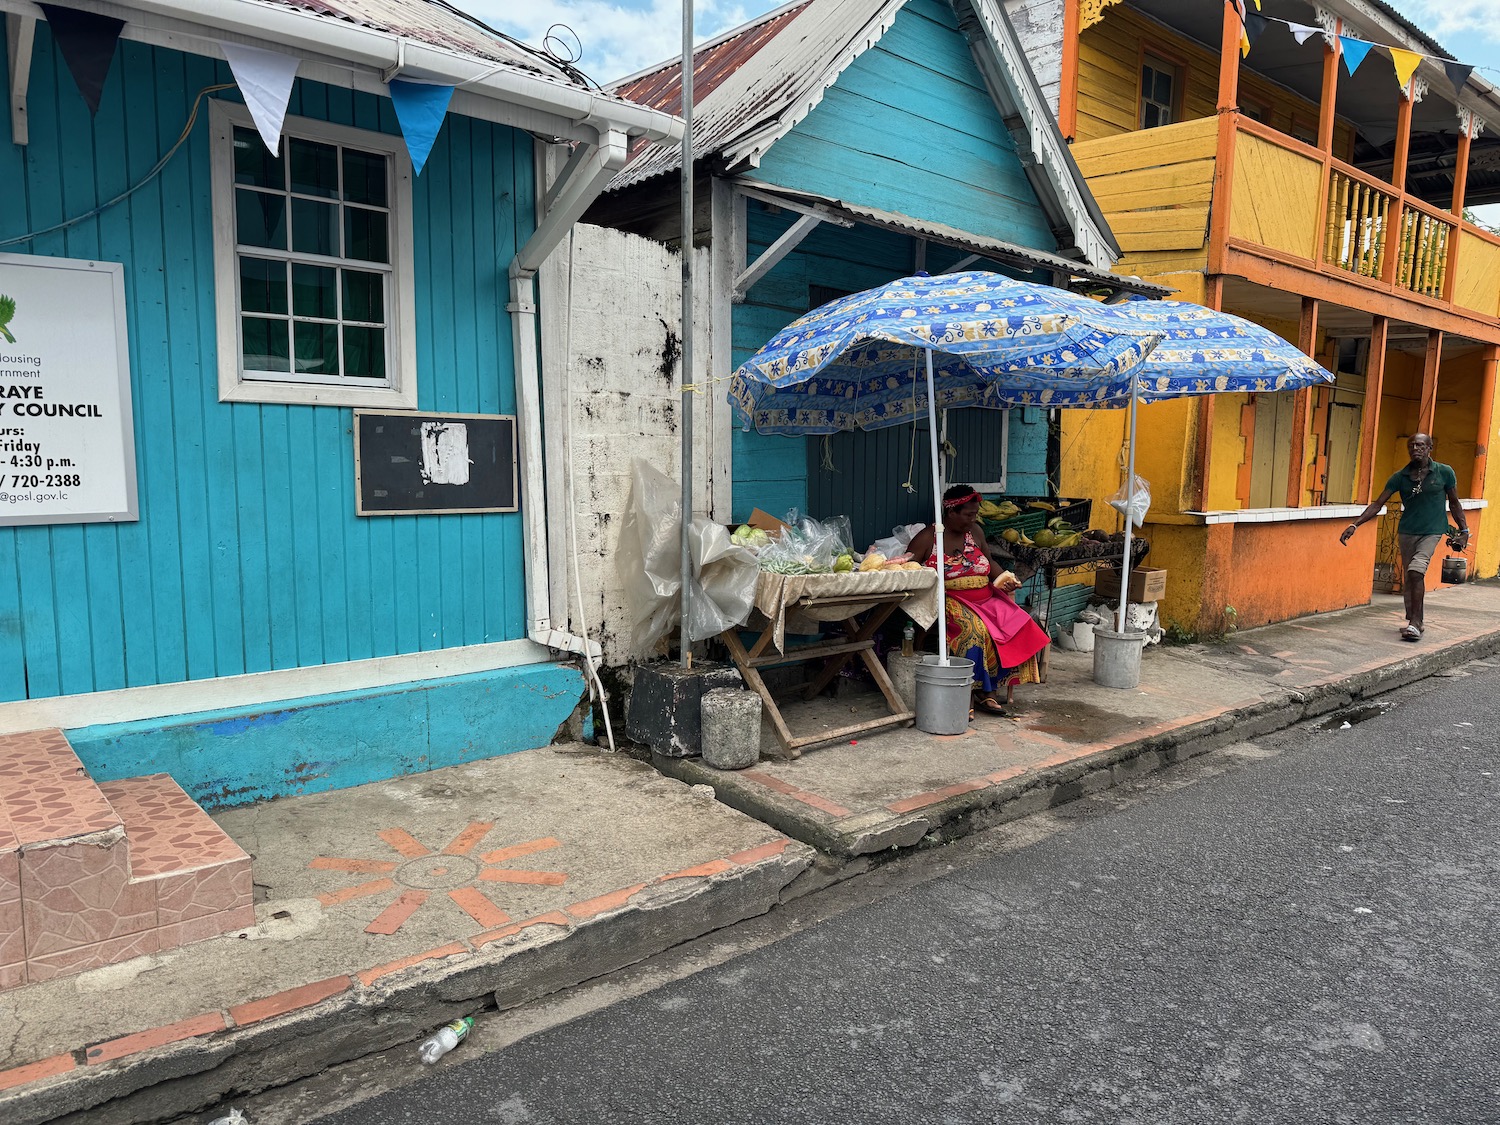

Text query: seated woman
(906, 484), (1050, 716)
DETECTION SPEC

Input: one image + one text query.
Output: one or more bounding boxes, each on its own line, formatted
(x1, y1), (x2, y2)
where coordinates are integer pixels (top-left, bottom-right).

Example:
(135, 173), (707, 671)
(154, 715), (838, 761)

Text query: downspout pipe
(510, 131), (633, 658)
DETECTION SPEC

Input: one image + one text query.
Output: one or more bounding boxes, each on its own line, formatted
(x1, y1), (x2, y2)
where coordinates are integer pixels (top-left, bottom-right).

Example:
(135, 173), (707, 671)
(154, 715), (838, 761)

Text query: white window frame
(210, 100), (418, 409)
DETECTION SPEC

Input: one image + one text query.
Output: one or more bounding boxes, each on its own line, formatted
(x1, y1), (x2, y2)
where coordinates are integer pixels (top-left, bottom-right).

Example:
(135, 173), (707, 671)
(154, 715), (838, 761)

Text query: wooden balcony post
(1380, 82), (1416, 286)
(1312, 27), (1340, 264)
(1358, 317), (1390, 504)
(1443, 118), (1475, 304)
(1286, 297), (1319, 507)
(1472, 344), (1500, 498)
(1419, 329), (1443, 435)
(1217, 0), (1240, 112)
(1060, 0), (1081, 142)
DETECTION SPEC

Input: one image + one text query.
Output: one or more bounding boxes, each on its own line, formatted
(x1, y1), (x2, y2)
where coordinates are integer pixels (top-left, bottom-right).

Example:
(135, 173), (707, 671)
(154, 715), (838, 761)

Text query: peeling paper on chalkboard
(419, 421), (471, 486)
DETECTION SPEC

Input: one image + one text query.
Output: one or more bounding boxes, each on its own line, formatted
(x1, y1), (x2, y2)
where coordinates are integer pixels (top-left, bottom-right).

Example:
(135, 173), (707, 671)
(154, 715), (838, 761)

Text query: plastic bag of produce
(1108, 474), (1151, 530)
(617, 460), (758, 655)
(868, 522), (924, 560)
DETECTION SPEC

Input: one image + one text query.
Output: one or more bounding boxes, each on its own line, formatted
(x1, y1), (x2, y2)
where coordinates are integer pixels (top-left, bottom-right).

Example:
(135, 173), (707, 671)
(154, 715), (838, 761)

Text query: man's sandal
(1400, 624), (1422, 642)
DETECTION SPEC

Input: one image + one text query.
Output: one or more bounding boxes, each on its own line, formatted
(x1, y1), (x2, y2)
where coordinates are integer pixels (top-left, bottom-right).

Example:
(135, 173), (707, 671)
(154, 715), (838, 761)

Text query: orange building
(1018, 0), (1500, 635)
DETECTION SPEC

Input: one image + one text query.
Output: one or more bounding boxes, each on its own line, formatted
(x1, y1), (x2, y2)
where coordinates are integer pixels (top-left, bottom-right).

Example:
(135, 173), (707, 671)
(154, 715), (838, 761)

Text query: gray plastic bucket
(915, 654), (975, 735)
(1093, 627), (1146, 689)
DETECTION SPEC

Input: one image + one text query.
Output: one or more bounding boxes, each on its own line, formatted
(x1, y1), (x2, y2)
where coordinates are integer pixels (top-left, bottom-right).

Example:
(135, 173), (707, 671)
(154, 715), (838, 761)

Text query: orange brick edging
(0, 835), (801, 1094)
(739, 770), (853, 819)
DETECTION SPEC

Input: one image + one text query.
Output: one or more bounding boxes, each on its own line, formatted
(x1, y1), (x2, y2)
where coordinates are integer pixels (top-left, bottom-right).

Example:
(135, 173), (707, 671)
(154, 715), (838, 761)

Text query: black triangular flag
(1444, 60), (1476, 93)
(38, 4), (124, 116)
(1244, 12), (1270, 50)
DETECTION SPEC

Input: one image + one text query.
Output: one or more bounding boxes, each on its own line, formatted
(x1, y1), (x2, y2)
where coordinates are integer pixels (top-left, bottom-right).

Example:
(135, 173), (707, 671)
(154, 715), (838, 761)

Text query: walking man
(1340, 433), (1468, 641)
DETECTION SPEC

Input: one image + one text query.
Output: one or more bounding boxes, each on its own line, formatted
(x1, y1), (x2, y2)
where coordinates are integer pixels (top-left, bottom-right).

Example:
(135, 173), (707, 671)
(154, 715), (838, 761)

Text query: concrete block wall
(539, 223), (716, 666)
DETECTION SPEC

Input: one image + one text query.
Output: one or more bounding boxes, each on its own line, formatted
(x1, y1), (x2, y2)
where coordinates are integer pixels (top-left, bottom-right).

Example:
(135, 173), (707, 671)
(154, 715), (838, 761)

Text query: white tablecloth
(751, 569), (939, 653)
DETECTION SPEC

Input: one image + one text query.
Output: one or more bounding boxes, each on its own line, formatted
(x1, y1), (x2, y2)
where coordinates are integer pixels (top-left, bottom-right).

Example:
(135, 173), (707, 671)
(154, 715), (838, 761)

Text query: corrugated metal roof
(607, 0), (904, 191)
(614, 1), (811, 117)
(262, 0), (577, 82)
(741, 182), (1169, 296)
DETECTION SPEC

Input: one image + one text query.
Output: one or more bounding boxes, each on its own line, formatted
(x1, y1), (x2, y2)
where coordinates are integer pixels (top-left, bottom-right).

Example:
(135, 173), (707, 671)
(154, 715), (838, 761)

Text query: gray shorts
(1398, 534), (1442, 575)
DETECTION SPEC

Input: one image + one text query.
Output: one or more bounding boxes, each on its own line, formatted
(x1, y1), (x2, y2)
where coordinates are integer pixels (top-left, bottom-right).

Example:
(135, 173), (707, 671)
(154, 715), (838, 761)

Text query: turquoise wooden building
(591, 0), (1161, 552)
(0, 0), (677, 805)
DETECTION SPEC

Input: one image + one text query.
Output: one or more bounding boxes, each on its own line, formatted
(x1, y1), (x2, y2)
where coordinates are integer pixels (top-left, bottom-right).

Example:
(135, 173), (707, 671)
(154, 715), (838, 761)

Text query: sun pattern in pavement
(310, 823), (569, 936)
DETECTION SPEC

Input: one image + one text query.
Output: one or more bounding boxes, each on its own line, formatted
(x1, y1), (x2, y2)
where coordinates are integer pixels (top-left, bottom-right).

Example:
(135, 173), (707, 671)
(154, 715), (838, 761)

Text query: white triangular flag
(221, 42), (300, 154)
(1286, 21), (1323, 45)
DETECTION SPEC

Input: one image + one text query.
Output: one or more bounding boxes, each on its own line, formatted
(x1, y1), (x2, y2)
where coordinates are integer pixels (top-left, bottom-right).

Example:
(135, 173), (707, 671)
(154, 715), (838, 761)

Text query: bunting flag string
(37, 4), (124, 116)
(1227, 2), (1487, 99)
(220, 43), (300, 155)
(388, 80), (455, 176)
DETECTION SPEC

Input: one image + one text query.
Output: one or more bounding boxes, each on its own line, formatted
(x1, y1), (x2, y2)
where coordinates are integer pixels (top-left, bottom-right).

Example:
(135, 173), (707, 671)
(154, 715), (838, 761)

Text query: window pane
(240, 257), (288, 315)
(289, 138), (340, 199)
(344, 207), (390, 263)
(1144, 104), (1160, 129)
(294, 321), (340, 376)
(343, 326), (386, 380)
(343, 149), (388, 207)
(292, 264), (337, 319)
(1141, 66), (1151, 93)
(236, 189), (287, 249)
(242, 316), (290, 372)
(342, 269), (385, 324)
(233, 127), (283, 188)
(1154, 71), (1172, 106)
(291, 198), (338, 257)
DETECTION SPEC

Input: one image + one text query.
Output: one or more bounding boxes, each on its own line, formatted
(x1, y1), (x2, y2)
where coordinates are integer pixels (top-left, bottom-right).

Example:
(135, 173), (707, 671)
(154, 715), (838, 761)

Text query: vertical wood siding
(0, 27), (530, 702)
(752, 0), (1053, 249)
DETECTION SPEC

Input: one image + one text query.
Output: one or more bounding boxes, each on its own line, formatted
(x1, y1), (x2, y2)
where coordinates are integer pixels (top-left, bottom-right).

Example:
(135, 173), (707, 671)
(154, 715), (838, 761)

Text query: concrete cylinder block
(886, 651), (921, 711)
(700, 689), (762, 770)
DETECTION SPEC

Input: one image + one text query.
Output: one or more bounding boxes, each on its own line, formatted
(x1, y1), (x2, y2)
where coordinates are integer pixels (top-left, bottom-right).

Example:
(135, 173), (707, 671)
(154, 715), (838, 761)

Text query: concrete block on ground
(626, 661), (742, 758)
(701, 690), (762, 770)
(886, 652), (920, 711)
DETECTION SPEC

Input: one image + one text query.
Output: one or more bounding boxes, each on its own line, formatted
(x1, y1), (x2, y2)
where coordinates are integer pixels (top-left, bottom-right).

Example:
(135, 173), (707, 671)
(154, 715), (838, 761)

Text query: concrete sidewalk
(5, 583), (1499, 1124)
(658, 583), (1500, 860)
(0, 749), (814, 1125)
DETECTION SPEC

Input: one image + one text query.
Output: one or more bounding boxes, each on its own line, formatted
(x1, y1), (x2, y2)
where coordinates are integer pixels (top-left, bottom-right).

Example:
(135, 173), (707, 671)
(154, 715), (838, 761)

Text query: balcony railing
(1071, 115), (1500, 322)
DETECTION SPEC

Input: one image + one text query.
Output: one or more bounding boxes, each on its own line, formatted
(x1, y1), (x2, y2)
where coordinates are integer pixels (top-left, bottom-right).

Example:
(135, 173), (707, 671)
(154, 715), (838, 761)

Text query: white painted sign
(0, 254), (137, 526)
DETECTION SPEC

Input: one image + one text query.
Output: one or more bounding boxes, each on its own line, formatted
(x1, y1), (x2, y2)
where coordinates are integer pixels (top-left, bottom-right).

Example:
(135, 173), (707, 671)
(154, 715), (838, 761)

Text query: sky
(464, 0), (1500, 87)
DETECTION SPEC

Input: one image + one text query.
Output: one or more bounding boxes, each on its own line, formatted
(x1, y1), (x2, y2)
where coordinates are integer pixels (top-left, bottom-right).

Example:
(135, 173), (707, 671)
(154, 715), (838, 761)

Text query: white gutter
(1, 0), (681, 146)
(511, 131), (632, 658)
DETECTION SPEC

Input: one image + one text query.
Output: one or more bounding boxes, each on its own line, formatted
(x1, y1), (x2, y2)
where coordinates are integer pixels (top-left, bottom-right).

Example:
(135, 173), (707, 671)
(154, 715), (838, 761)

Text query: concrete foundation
(701, 690), (762, 770)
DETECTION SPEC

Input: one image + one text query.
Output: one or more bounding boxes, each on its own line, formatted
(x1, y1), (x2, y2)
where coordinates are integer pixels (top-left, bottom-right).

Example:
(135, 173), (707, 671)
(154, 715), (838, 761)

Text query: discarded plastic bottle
(901, 621), (915, 657)
(418, 1016), (475, 1065)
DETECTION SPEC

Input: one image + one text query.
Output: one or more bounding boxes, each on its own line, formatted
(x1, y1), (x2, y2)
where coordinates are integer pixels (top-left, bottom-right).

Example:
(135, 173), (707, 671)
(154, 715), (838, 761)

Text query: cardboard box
(745, 508), (788, 538)
(1095, 566), (1167, 603)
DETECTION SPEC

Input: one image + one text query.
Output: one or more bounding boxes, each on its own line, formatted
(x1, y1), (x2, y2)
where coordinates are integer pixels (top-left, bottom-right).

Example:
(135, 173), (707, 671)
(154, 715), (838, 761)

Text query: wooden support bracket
(7, 14), (36, 148)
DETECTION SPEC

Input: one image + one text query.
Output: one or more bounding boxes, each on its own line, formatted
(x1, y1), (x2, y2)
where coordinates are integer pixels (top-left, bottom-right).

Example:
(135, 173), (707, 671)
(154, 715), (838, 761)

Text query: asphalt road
(308, 663), (1500, 1125)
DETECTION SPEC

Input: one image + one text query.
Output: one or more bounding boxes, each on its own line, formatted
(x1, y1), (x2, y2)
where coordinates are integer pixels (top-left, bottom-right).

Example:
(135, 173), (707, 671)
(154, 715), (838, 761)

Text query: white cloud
(459, 0), (761, 85)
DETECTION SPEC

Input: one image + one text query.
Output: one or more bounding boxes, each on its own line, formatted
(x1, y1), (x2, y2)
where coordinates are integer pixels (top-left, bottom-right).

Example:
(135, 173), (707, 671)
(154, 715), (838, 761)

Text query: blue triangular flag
(1340, 36), (1373, 76)
(388, 79), (454, 175)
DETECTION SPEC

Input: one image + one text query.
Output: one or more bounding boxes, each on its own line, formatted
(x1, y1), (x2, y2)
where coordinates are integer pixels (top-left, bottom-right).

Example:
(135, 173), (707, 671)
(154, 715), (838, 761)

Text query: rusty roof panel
(614, 1), (811, 116)
(262, 0), (574, 81)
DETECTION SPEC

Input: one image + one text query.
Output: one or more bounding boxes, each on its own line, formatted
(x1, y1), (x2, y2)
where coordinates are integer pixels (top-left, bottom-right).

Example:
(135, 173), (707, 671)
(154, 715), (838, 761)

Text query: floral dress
(928, 531), (1049, 694)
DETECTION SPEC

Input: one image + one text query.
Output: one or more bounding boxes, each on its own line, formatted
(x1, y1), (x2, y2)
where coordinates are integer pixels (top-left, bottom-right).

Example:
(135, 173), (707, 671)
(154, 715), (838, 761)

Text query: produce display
(732, 514), (926, 577)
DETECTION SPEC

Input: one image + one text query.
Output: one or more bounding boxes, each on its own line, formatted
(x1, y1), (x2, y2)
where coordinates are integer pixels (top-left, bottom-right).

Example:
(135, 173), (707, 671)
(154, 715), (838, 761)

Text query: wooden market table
(719, 569), (939, 757)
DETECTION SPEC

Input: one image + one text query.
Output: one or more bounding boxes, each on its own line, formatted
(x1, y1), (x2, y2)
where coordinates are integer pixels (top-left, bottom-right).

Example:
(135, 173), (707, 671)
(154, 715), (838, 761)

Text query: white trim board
(0, 639), (557, 735)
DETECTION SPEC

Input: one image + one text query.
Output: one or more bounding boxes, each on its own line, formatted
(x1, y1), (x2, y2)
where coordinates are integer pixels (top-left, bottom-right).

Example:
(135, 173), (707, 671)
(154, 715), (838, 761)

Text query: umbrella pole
(678, 0), (695, 668)
(1117, 377), (1140, 634)
(924, 349), (947, 665)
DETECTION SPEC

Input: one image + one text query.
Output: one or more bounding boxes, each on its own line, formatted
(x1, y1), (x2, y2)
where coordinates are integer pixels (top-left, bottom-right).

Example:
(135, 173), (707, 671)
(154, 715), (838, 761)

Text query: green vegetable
(834, 553), (854, 572)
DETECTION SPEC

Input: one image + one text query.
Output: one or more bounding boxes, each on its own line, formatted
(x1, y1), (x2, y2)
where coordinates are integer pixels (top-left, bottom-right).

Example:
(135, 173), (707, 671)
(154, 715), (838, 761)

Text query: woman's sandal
(975, 696), (1008, 716)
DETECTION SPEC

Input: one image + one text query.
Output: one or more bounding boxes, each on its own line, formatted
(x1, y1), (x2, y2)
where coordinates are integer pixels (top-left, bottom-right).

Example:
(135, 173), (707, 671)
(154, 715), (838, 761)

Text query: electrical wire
(0, 84), (236, 250)
(420, 1), (599, 89)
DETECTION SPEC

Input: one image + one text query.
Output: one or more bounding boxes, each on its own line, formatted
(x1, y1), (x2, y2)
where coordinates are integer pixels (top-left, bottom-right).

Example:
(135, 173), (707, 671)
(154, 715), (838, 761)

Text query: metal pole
(1117, 378), (1140, 634)
(924, 349), (948, 664)
(678, 0), (695, 667)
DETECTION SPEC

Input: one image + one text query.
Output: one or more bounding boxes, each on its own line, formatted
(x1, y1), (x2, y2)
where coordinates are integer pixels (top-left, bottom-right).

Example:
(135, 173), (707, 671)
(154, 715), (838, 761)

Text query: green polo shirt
(1385, 461), (1457, 536)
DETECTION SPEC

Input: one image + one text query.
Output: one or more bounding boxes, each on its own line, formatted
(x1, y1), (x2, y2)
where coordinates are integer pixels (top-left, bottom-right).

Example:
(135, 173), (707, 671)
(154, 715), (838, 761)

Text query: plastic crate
(981, 510), (1046, 541)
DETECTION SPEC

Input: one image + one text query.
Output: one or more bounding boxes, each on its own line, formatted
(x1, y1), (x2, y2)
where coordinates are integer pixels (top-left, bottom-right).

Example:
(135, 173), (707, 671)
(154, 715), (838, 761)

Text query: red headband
(942, 490), (980, 510)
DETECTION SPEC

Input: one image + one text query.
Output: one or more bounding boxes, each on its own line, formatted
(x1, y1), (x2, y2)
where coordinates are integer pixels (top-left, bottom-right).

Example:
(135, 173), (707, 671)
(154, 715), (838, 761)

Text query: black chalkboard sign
(353, 411), (518, 516)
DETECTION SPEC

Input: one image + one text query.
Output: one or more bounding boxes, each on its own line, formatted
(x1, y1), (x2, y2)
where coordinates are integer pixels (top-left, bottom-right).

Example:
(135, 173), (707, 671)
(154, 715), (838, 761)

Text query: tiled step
(0, 730), (254, 991)
(98, 775), (254, 949)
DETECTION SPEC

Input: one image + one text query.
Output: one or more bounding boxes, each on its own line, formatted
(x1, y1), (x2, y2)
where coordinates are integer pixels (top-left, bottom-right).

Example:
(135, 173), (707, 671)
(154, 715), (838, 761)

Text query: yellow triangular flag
(1390, 48), (1422, 91)
(1240, 28), (1251, 57)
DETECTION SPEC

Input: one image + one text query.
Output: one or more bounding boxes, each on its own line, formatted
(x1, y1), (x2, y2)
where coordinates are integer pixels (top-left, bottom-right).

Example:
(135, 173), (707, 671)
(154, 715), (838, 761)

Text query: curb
(0, 841), (813, 1125)
(659, 624), (1500, 861)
